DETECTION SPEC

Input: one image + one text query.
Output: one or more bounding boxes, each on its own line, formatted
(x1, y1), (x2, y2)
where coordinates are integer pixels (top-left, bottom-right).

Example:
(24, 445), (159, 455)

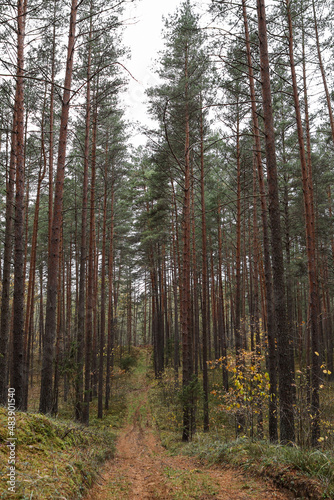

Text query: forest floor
(84, 360), (293, 500)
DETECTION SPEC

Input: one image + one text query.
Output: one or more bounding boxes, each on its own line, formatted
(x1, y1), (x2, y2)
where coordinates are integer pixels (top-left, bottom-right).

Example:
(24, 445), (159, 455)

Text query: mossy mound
(0, 407), (116, 499)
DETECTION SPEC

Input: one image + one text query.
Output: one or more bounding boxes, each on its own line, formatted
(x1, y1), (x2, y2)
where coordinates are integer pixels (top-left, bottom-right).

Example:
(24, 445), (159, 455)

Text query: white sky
(122, 0), (210, 147)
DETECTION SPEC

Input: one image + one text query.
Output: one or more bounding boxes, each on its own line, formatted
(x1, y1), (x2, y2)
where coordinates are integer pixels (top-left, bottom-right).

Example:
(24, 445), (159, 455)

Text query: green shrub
(119, 354), (138, 372)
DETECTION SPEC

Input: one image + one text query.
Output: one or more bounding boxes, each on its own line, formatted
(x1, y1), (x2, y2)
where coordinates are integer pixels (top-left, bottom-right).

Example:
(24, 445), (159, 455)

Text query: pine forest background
(0, 0), (334, 451)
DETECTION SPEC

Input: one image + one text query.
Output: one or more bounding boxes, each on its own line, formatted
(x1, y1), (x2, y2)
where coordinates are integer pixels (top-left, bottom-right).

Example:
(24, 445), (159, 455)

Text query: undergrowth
(0, 347), (145, 499)
(0, 406), (117, 499)
(183, 435), (334, 498)
(149, 368), (334, 499)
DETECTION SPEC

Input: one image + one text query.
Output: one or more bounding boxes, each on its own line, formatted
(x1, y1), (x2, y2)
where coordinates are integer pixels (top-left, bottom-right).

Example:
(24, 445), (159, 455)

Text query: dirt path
(84, 376), (293, 500)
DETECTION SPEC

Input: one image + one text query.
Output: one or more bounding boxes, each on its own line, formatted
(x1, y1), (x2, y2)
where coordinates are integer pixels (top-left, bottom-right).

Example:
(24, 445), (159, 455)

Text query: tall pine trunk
(75, 13), (92, 420)
(200, 103), (209, 431)
(242, 0), (278, 441)
(256, 0), (295, 444)
(217, 207), (228, 390)
(98, 143), (108, 419)
(105, 169), (114, 410)
(312, 0), (334, 144)
(0, 95), (17, 404)
(40, 0), (78, 414)
(285, 0), (320, 446)
(181, 43), (193, 442)
(23, 155), (46, 410)
(11, 0), (26, 410)
(83, 103), (97, 425)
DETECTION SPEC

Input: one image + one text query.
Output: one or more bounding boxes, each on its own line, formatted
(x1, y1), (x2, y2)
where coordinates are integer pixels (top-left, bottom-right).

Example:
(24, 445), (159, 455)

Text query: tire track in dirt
(84, 382), (293, 500)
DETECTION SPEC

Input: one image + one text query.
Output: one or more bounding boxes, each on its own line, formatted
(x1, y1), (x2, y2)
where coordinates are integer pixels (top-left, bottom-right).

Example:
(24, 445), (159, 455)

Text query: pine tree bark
(181, 43), (193, 442)
(251, 154), (263, 437)
(11, 0), (27, 410)
(251, 155), (261, 356)
(171, 179), (181, 378)
(157, 254), (165, 373)
(326, 187), (334, 377)
(105, 169), (114, 410)
(209, 237), (217, 351)
(312, 0), (334, 144)
(191, 169), (199, 377)
(52, 224), (63, 415)
(48, 0), (57, 257)
(256, 0), (295, 444)
(23, 154), (46, 410)
(171, 207), (179, 378)
(234, 103), (245, 435)
(217, 207), (228, 390)
(39, 266), (44, 362)
(40, 0), (78, 414)
(64, 243), (72, 401)
(200, 104), (209, 431)
(75, 18), (92, 420)
(235, 107), (242, 359)
(0, 97), (17, 404)
(92, 216), (99, 397)
(83, 103), (97, 425)
(242, 0), (278, 441)
(285, 0), (320, 446)
(98, 143), (108, 419)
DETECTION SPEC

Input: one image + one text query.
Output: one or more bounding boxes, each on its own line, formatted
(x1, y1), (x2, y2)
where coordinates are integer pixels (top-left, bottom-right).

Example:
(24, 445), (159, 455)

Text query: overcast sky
(122, 0), (210, 147)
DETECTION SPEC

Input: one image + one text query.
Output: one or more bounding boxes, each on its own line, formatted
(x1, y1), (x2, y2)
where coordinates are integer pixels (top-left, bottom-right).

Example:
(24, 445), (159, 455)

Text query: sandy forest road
(84, 371), (293, 500)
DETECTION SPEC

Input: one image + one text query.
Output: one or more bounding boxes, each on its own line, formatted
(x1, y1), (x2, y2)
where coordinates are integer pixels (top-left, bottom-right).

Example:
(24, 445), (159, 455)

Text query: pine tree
(40, 0), (79, 414)
(256, 0), (295, 444)
(147, 0), (212, 440)
(11, 0), (27, 410)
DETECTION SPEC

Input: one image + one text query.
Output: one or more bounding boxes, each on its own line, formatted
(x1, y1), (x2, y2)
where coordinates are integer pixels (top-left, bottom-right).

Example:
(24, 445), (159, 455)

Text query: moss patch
(0, 407), (116, 499)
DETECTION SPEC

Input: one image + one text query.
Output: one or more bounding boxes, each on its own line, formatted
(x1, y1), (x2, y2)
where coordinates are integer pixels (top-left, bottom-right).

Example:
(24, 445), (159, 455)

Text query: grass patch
(102, 473), (131, 499)
(89, 393), (127, 430)
(0, 348), (152, 499)
(148, 361), (334, 498)
(0, 406), (116, 499)
(163, 465), (219, 499)
(183, 435), (334, 499)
